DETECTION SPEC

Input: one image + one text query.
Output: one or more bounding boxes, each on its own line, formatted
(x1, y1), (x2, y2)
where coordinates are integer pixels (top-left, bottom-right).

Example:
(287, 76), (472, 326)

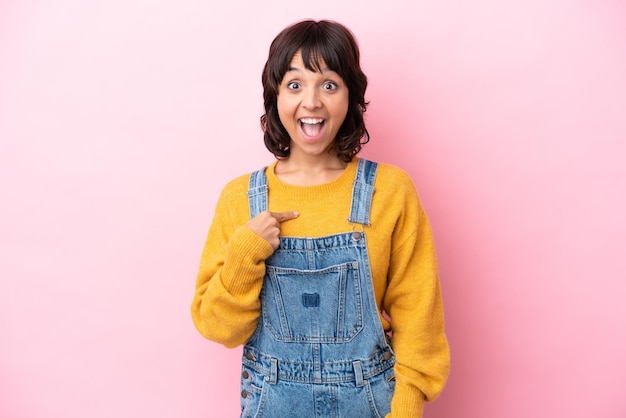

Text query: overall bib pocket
(261, 262), (363, 343)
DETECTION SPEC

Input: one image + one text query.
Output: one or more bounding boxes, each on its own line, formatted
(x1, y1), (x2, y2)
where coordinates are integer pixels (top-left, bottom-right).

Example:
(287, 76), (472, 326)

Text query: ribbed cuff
(389, 382), (425, 418)
(221, 226), (274, 296)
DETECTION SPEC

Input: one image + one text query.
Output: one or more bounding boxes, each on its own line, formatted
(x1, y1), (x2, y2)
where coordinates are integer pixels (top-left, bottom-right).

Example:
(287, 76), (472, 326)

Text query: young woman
(191, 20), (450, 418)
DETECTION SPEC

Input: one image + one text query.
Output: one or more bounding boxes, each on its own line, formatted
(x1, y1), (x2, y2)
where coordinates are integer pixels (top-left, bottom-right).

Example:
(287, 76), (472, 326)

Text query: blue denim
(241, 159), (395, 418)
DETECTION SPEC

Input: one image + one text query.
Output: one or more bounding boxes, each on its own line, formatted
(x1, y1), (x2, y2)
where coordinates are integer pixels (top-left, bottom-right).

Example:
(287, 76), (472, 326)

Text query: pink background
(1, 0), (625, 417)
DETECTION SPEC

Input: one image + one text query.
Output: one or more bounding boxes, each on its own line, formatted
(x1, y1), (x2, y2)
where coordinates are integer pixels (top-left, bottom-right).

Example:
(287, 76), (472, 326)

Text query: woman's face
(277, 51), (349, 160)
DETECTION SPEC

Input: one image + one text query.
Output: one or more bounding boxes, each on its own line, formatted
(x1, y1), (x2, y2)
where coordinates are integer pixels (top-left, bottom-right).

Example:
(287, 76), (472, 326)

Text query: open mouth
(299, 118), (325, 137)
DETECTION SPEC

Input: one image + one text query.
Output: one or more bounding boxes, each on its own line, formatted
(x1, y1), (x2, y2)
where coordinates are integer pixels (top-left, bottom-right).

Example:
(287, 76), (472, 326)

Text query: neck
(274, 152), (349, 186)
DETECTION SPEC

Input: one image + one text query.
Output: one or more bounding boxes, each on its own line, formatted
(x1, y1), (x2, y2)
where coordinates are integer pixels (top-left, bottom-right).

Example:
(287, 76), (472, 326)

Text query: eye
(323, 81), (338, 91)
(287, 81), (301, 90)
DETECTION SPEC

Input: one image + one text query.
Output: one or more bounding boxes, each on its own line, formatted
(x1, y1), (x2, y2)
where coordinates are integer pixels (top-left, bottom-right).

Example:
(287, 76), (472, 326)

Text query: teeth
(299, 118), (324, 124)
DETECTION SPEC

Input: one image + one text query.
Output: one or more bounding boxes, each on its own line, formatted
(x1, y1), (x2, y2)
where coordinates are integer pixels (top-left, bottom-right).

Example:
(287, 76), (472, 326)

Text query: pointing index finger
(270, 211), (299, 223)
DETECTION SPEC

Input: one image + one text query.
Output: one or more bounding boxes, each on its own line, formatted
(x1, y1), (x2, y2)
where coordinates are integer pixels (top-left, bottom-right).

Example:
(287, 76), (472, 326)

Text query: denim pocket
(363, 375), (393, 418)
(332, 369), (394, 418)
(262, 262), (363, 343)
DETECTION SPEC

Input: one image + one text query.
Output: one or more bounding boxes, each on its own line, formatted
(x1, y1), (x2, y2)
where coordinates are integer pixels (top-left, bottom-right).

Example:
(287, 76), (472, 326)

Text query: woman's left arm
(384, 178), (450, 417)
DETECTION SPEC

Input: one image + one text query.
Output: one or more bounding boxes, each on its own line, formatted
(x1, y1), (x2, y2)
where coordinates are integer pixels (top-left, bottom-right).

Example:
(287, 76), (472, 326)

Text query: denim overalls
(240, 159), (396, 418)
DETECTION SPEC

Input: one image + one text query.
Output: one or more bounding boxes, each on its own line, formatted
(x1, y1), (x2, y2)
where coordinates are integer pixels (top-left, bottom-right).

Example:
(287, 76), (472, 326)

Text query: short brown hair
(260, 20), (369, 162)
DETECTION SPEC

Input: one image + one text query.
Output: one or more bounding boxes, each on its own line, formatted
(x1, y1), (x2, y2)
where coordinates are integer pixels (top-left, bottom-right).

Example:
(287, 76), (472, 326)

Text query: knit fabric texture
(191, 158), (450, 417)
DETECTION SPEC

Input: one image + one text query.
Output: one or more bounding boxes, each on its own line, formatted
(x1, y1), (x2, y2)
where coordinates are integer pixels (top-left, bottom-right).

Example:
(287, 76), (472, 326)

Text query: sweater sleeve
(383, 176), (450, 417)
(190, 178), (274, 348)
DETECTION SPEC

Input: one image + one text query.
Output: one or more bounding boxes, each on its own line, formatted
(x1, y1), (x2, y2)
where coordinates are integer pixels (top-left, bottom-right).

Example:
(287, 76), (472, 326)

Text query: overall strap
(348, 159), (378, 226)
(247, 160), (378, 224)
(247, 167), (268, 219)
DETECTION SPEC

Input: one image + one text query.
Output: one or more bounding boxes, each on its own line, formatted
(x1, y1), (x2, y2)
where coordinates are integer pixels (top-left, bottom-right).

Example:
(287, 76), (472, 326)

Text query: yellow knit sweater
(191, 158), (450, 417)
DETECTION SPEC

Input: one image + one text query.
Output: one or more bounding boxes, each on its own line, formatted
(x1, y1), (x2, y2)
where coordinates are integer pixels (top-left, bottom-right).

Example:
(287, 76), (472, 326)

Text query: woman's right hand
(246, 210), (299, 249)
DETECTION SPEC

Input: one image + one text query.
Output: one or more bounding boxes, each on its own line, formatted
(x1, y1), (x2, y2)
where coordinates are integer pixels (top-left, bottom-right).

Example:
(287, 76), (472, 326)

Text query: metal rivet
(242, 370), (249, 379)
(380, 351), (392, 361)
(244, 351), (256, 361)
(241, 390), (248, 398)
(352, 231), (362, 240)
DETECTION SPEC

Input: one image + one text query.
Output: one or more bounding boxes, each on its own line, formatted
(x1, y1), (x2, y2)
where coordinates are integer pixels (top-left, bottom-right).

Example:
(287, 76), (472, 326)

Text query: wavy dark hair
(260, 20), (369, 162)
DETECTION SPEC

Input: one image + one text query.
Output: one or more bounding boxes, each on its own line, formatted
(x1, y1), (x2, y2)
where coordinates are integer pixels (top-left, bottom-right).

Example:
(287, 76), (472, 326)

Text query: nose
(301, 86), (322, 109)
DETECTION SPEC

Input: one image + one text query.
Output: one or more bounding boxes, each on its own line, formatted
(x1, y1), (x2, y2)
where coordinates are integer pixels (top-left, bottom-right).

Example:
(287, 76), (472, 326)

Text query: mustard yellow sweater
(191, 158), (450, 417)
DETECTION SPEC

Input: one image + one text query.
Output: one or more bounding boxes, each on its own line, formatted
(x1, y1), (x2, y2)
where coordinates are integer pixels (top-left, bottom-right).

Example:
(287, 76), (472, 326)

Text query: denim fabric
(348, 157), (378, 226)
(241, 159), (395, 418)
